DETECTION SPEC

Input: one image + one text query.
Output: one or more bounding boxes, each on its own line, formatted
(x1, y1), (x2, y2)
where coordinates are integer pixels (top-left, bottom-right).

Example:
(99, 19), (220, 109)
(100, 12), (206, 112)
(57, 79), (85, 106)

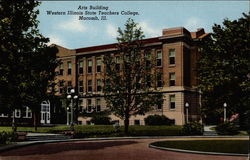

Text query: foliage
(144, 115), (174, 125)
(0, 1), (59, 129)
(90, 115), (111, 125)
(198, 13), (250, 126)
(0, 131), (16, 144)
(215, 121), (239, 135)
(151, 140), (248, 154)
(182, 122), (204, 135)
(103, 18), (163, 134)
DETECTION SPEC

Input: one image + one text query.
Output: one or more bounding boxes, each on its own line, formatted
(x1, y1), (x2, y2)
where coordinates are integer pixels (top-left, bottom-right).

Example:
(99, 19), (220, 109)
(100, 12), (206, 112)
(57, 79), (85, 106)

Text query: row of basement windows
(59, 72), (176, 94)
(0, 107), (32, 118)
(58, 49), (176, 76)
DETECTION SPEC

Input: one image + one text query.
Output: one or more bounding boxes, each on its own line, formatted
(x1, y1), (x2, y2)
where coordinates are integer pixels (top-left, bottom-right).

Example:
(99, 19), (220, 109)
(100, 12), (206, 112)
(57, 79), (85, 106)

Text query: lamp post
(185, 102), (189, 123)
(66, 107), (69, 125)
(67, 89), (78, 129)
(223, 103), (227, 122)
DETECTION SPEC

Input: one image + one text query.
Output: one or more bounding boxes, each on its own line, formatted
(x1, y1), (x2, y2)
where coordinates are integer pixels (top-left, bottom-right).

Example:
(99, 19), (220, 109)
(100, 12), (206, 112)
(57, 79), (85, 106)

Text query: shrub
(215, 121), (239, 135)
(90, 115), (111, 125)
(0, 131), (15, 144)
(128, 126), (182, 136)
(182, 122), (204, 135)
(144, 115), (174, 125)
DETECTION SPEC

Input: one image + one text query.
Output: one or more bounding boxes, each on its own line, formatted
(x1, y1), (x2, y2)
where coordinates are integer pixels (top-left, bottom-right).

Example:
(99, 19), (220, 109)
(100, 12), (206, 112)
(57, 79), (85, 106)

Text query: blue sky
(37, 1), (248, 49)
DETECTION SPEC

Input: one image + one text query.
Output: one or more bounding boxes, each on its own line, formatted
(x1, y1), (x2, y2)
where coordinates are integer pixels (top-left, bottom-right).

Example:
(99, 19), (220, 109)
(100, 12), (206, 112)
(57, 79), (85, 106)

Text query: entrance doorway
(40, 100), (50, 124)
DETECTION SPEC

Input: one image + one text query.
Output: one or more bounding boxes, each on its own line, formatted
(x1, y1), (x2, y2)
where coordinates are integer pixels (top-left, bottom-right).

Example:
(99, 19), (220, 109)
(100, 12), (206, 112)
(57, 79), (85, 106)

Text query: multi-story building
(55, 27), (209, 125)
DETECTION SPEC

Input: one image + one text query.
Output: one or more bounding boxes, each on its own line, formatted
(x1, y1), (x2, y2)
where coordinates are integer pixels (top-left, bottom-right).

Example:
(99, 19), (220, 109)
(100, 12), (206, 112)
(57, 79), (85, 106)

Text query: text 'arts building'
(54, 27), (209, 126)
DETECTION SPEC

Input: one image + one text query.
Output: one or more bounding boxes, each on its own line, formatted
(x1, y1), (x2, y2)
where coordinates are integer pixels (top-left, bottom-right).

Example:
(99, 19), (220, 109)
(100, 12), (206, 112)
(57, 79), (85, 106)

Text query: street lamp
(185, 102), (189, 123)
(67, 89), (78, 129)
(66, 107), (70, 125)
(223, 103), (227, 122)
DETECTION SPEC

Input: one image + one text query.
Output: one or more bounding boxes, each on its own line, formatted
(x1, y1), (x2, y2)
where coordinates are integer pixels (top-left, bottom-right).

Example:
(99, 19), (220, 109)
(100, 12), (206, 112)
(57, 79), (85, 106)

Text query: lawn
(151, 140), (249, 154)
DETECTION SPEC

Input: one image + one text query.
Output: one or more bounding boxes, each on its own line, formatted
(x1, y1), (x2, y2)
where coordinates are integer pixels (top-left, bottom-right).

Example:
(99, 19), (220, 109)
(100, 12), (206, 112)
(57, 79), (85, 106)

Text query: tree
(198, 13), (250, 127)
(103, 19), (163, 134)
(0, 1), (59, 130)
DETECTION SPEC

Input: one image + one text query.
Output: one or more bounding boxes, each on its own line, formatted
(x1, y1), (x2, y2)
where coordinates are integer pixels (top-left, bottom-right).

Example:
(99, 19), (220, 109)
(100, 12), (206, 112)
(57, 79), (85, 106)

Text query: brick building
(54, 27), (209, 125)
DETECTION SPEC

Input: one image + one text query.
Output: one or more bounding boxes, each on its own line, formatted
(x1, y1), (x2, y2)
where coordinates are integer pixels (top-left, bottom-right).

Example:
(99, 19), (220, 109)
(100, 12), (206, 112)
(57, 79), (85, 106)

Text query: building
(54, 27), (209, 125)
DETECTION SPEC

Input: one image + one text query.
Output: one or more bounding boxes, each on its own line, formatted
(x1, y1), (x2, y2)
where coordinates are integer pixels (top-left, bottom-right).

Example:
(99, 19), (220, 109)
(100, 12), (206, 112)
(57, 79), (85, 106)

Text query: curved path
(0, 137), (247, 160)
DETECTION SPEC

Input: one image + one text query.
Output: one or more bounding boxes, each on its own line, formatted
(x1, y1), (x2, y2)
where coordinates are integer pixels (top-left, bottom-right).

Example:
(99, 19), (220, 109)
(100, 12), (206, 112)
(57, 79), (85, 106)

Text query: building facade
(54, 27), (209, 125)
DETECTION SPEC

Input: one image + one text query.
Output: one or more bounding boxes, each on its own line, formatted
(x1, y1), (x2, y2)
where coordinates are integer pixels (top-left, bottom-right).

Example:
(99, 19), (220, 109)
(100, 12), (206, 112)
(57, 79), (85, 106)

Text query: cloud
(138, 22), (161, 37)
(57, 17), (86, 32)
(106, 24), (118, 38)
(184, 17), (205, 32)
(47, 34), (65, 46)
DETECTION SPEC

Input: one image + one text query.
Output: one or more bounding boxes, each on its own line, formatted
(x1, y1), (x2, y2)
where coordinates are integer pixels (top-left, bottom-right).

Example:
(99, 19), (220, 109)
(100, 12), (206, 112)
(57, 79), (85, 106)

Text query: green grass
(151, 140), (248, 154)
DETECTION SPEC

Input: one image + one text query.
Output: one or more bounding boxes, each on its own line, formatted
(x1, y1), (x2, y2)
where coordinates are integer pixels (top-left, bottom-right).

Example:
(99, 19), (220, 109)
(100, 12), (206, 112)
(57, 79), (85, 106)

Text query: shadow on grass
(0, 140), (138, 156)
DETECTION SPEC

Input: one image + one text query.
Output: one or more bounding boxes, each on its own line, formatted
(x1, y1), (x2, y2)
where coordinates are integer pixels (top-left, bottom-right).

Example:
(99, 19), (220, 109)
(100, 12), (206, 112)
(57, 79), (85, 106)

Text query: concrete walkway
(204, 125), (217, 136)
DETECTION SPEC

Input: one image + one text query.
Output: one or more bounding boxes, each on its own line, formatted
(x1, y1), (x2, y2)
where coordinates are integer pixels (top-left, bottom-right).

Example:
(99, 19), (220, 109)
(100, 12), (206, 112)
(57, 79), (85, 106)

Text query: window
(24, 107), (32, 118)
(59, 63), (64, 75)
(170, 95), (176, 109)
(87, 99), (92, 112)
(59, 81), (64, 94)
(156, 50), (162, 66)
(169, 73), (176, 86)
(169, 49), (176, 65)
(146, 75), (151, 87)
(96, 58), (102, 73)
(157, 103), (162, 110)
(96, 79), (102, 92)
(157, 73), (163, 87)
(15, 109), (21, 118)
(67, 61), (72, 75)
(87, 80), (92, 92)
(88, 60), (92, 73)
(79, 61), (83, 74)
(79, 80), (83, 93)
(67, 81), (72, 93)
(134, 120), (140, 125)
(145, 52), (151, 69)
(96, 99), (101, 112)
(115, 56), (120, 72)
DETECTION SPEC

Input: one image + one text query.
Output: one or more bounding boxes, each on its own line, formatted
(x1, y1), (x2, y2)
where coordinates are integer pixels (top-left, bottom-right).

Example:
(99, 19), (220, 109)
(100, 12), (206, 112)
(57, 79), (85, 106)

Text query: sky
(37, 1), (249, 49)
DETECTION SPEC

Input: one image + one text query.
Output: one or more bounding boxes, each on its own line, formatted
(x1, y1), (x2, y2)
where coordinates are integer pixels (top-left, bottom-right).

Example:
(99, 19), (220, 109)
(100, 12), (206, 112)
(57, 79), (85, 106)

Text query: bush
(0, 131), (15, 144)
(90, 115), (111, 125)
(128, 126), (182, 136)
(144, 115), (174, 125)
(215, 121), (239, 135)
(182, 122), (204, 135)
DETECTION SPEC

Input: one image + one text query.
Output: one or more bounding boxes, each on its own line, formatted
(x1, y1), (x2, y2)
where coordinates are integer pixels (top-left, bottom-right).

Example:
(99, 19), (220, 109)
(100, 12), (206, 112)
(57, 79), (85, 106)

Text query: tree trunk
(33, 112), (37, 131)
(124, 116), (129, 135)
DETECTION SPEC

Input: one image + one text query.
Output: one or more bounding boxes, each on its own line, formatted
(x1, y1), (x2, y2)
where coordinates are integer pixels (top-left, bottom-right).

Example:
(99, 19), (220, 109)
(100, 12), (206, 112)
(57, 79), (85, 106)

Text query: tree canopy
(103, 18), (163, 134)
(0, 1), (59, 128)
(198, 13), (250, 126)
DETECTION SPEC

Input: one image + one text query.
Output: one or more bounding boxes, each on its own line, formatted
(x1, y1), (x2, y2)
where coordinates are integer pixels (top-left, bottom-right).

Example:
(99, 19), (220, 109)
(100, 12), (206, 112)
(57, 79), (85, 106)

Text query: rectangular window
(67, 81), (72, 93)
(87, 80), (92, 92)
(59, 80), (64, 94)
(96, 99), (101, 112)
(169, 49), (176, 65)
(170, 95), (176, 109)
(145, 52), (151, 69)
(25, 107), (32, 118)
(134, 120), (140, 125)
(87, 99), (92, 112)
(115, 56), (120, 72)
(157, 73), (163, 87)
(15, 109), (21, 118)
(88, 60), (92, 73)
(156, 50), (162, 67)
(67, 61), (72, 75)
(96, 58), (102, 73)
(79, 61), (83, 74)
(96, 79), (102, 92)
(169, 72), (176, 86)
(146, 75), (151, 87)
(59, 63), (64, 75)
(79, 80), (83, 93)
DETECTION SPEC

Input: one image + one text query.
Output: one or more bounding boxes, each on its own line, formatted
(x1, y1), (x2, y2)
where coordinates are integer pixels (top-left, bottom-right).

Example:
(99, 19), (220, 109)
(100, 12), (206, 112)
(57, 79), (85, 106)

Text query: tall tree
(0, 1), (59, 130)
(198, 13), (250, 127)
(103, 19), (163, 134)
